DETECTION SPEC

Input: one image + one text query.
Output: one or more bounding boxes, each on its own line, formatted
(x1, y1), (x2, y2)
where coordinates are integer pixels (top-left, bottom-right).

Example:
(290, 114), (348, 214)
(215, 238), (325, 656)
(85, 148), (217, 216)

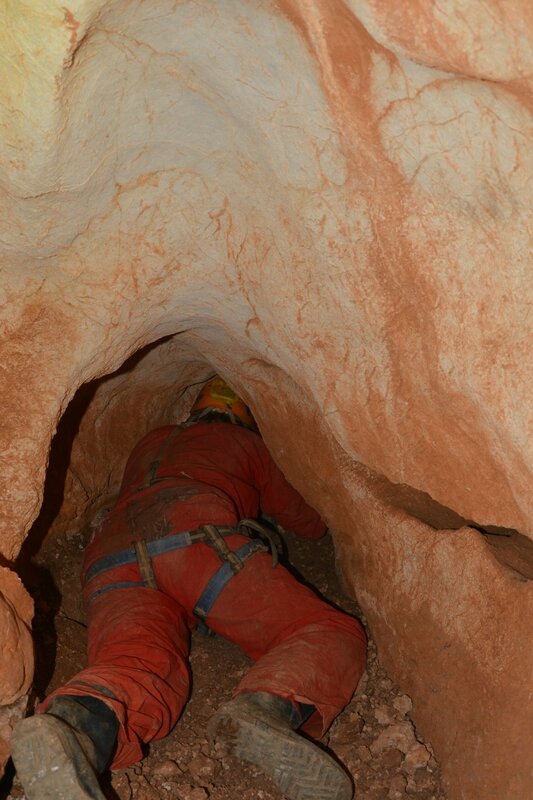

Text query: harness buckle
(133, 539), (158, 589)
(238, 518), (282, 567)
(201, 524), (244, 573)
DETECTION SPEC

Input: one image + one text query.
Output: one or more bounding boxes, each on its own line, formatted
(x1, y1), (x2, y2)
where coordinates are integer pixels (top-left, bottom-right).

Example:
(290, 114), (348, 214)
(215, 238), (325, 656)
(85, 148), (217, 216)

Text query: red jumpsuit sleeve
(255, 441), (327, 540)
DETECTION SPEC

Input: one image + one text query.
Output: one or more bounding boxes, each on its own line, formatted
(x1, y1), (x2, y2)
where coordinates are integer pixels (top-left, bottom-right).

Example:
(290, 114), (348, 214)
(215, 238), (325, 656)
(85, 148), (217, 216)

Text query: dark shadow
(101, 773), (121, 799)
(18, 380), (99, 563)
(14, 377), (95, 695)
(0, 758), (15, 799)
(18, 335), (175, 564)
(18, 562), (62, 698)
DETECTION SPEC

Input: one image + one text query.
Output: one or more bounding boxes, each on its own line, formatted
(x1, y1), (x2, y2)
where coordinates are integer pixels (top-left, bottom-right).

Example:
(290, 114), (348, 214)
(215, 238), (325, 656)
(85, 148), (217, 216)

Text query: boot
(208, 691), (353, 800)
(11, 695), (118, 800)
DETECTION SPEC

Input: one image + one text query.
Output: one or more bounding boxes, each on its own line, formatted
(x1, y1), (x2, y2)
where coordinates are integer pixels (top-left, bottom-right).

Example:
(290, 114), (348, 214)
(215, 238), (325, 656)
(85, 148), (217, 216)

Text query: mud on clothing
(42, 421), (367, 769)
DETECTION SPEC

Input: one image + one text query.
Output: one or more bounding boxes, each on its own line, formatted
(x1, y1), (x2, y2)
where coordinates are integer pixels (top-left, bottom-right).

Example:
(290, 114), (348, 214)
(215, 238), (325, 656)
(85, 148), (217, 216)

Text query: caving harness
(83, 423), (281, 630)
(84, 519), (280, 621)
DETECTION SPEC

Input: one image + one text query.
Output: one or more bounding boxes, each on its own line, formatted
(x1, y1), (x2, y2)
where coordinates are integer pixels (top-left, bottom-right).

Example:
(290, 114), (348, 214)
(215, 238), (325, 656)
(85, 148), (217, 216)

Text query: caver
(12, 377), (367, 800)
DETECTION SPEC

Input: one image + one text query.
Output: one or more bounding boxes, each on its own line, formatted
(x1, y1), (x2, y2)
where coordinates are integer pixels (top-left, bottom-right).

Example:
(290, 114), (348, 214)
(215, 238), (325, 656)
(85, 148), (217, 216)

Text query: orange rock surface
(0, 2), (531, 797)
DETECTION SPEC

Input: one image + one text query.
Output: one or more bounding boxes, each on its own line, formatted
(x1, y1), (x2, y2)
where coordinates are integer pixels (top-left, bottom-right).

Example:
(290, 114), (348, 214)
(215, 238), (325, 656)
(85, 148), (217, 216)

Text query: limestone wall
(0, 1), (532, 796)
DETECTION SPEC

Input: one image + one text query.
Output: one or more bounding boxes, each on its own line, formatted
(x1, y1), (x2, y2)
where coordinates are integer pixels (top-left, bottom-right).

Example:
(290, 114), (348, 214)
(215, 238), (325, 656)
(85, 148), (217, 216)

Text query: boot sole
(209, 700), (353, 800)
(11, 715), (105, 800)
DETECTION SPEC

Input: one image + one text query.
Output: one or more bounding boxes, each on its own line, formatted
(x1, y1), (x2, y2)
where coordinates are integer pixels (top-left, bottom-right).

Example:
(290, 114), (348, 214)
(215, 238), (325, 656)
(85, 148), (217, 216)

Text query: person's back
(120, 419), (326, 537)
(86, 420), (324, 565)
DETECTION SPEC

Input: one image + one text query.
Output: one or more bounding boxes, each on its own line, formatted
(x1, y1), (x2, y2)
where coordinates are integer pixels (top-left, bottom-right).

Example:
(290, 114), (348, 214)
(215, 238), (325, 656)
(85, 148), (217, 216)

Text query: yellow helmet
(190, 376), (256, 430)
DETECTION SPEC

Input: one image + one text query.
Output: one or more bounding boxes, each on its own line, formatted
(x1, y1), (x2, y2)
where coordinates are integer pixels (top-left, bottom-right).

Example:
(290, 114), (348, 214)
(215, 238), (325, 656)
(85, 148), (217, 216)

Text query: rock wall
(0, 1), (532, 796)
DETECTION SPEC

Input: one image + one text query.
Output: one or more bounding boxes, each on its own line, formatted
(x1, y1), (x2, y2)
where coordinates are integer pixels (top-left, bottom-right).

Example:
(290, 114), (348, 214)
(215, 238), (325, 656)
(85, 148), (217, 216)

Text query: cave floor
(9, 528), (446, 800)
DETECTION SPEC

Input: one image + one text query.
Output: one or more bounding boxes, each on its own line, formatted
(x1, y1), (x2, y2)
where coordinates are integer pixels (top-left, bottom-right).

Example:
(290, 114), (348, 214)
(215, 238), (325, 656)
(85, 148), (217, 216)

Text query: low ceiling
(1, 2), (532, 798)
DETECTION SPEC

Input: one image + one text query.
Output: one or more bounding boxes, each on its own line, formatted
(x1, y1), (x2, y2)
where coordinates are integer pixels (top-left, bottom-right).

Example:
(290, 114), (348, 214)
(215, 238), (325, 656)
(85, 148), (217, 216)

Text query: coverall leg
(198, 548), (367, 737)
(42, 567), (192, 769)
(152, 534), (367, 738)
(44, 534), (366, 768)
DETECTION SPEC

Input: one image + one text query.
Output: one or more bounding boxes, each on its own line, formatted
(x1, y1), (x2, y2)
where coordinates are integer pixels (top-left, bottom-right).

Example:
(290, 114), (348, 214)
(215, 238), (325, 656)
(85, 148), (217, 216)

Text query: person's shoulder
(147, 424), (178, 437)
(188, 419), (255, 436)
(231, 424), (269, 457)
(195, 420), (264, 448)
(137, 424), (178, 446)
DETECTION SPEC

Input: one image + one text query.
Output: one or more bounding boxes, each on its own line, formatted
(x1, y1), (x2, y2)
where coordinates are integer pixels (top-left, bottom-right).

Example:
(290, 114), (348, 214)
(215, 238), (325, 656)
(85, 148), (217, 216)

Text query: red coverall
(43, 421), (367, 769)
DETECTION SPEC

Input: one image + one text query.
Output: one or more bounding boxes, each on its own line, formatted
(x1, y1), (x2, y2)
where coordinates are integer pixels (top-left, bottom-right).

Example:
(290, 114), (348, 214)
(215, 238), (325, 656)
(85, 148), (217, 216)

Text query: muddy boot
(11, 695), (118, 800)
(208, 691), (353, 800)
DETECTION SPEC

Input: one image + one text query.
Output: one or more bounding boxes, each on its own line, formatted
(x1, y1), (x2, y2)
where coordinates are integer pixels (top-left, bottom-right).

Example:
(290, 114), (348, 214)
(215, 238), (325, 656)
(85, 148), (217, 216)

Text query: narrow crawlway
(8, 525), (447, 800)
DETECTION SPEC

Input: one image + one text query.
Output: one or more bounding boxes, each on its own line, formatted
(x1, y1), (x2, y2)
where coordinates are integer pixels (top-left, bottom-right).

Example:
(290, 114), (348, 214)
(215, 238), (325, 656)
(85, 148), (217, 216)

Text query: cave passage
(9, 342), (531, 800)
(21, 339), (532, 585)
(8, 354), (453, 798)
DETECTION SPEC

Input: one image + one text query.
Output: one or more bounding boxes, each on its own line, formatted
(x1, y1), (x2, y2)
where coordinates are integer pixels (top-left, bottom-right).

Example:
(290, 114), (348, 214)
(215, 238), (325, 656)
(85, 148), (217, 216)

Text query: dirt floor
(5, 526), (447, 800)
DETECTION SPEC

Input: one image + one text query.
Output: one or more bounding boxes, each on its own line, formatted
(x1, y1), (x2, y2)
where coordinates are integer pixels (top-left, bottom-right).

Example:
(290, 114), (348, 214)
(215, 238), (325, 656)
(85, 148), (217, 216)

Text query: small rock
(130, 775), (161, 800)
(348, 710), (365, 730)
(392, 696), (413, 717)
(370, 721), (416, 755)
(402, 742), (431, 772)
(365, 783), (392, 800)
(176, 786), (209, 800)
(187, 754), (217, 783)
(110, 772), (132, 800)
(374, 704), (395, 725)
(330, 712), (364, 744)
(158, 781), (182, 795)
(388, 773), (407, 798)
(152, 759), (183, 778)
(381, 748), (403, 769)
(334, 742), (354, 761)
(408, 768), (438, 792)
(355, 744), (372, 762)
(361, 704), (376, 724)
(360, 722), (376, 745)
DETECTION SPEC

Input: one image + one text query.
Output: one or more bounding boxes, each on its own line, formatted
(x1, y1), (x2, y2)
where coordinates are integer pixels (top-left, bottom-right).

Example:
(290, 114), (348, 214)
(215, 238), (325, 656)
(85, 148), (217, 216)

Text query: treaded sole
(209, 699), (354, 800)
(11, 715), (105, 800)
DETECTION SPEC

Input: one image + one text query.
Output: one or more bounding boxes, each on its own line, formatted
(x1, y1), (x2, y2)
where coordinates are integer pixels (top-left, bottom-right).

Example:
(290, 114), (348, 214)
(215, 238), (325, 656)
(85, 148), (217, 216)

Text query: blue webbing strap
(84, 526), (269, 610)
(85, 522), (242, 584)
(85, 529), (198, 583)
(193, 540), (267, 622)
